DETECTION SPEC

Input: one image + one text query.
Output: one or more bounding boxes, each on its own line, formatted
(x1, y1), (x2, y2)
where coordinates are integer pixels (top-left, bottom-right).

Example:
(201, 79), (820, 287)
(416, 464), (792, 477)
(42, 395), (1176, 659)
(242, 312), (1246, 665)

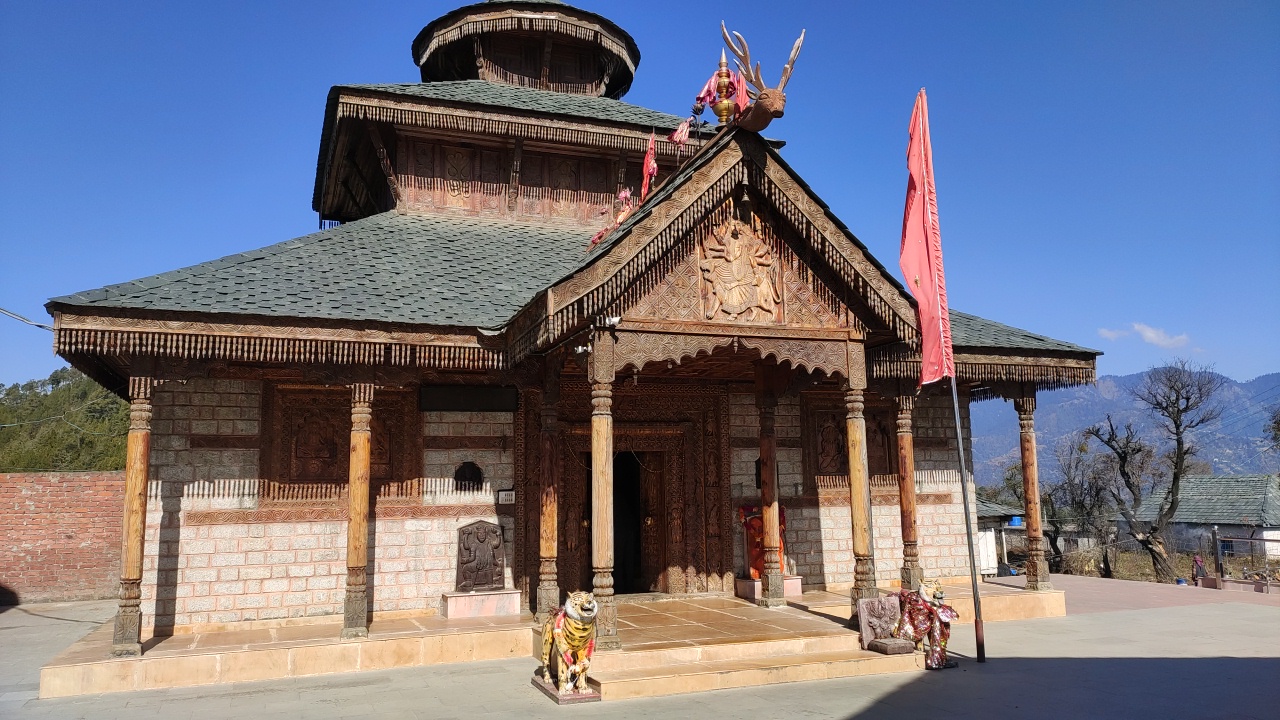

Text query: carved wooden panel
(550, 158), (578, 219)
(801, 391), (897, 496)
(443, 146), (473, 208)
(263, 387), (421, 505)
(699, 219), (783, 323)
(623, 214), (848, 338)
(548, 383), (732, 597)
(478, 150), (503, 213)
(410, 140), (436, 207)
(520, 153), (546, 217)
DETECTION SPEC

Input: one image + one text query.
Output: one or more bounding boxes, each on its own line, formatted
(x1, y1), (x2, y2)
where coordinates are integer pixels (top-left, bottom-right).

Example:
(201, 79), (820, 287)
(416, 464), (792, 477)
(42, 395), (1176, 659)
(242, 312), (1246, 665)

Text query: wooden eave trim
(50, 309), (507, 371)
(418, 10), (638, 74)
(334, 93), (699, 159)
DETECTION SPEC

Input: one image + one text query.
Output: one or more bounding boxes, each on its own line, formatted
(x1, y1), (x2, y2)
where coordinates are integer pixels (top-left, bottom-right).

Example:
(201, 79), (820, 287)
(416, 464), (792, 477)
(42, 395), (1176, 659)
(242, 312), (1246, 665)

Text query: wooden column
(535, 371), (561, 624)
(112, 373), (154, 657)
(896, 393), (923, 591)
(846, 341), (877, 606)
(589, 331), (620, 649)
(755, 364), (785, 607)
(1015, 391), (1052, 591)
(342, 383), (374, 639)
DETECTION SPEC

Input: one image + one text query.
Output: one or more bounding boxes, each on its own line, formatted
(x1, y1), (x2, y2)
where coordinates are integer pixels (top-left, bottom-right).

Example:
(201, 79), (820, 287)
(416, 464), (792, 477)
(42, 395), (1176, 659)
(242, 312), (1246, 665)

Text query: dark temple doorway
(613, 452), (646, 594)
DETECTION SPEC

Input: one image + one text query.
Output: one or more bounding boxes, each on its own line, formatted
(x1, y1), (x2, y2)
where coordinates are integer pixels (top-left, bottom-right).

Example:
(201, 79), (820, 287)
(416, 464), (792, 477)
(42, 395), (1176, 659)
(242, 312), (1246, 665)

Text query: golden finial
(712, 48), (736, 126)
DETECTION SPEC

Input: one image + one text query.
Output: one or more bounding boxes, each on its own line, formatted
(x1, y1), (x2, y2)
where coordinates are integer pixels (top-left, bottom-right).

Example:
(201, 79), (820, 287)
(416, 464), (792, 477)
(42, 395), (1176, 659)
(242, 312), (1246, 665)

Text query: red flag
(640, 131), (658, 200)
(899, 89), (955, 386)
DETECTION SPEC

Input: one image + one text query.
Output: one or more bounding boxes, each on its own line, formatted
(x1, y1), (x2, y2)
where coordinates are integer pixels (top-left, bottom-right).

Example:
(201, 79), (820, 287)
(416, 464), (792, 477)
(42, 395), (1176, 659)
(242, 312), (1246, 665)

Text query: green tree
(0, 367), (128, 472)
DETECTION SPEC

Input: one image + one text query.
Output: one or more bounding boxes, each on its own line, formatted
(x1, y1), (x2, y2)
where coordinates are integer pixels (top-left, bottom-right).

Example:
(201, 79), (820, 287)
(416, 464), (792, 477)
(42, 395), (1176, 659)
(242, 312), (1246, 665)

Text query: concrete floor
(4, 575), (1279, 719)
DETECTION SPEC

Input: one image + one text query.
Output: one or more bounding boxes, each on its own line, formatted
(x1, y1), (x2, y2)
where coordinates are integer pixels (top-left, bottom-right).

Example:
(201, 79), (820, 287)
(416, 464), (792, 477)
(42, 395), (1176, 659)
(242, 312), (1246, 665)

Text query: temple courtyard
(4, 575), (1277, 719)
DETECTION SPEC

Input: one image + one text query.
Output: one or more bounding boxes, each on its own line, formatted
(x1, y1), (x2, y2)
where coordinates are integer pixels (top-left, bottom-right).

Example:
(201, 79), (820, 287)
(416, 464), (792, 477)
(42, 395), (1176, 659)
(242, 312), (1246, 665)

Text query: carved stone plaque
(456, 520), (506, 592)
(699, 219), (782, 323)
(856, 596), (902, 651)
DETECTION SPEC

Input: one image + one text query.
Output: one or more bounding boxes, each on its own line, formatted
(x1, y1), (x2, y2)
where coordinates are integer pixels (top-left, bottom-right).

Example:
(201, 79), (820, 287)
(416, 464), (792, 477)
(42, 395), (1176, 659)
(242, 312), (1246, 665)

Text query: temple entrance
(612, 451), (665, 594)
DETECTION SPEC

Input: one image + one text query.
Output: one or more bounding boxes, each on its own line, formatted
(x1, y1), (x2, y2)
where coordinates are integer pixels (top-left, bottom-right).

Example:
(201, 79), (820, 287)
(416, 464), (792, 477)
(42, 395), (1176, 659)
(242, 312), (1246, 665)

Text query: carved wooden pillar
(589, 331), (620, 649)
(112, 372), (154, 657)
(896, 394), (923, 591)
(342, 383), (374, 639)
(1015, 391), (1052, 591)
(755, 363), (786, 607)
(536, 371), (561, 624)
(846, 342), (876, 606)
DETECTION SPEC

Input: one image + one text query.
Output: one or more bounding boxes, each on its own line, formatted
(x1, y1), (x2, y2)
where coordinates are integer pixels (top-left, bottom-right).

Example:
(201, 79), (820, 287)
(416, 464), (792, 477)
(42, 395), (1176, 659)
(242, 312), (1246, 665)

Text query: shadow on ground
(845, 656), (1280, 720)
(1, 583), (18, 611)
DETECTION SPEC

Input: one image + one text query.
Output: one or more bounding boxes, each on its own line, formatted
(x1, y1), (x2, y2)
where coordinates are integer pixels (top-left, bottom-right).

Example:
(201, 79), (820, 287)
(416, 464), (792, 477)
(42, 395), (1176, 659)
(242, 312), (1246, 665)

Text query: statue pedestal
(442, 589), (522, 619)
(733, 576), (802, 603)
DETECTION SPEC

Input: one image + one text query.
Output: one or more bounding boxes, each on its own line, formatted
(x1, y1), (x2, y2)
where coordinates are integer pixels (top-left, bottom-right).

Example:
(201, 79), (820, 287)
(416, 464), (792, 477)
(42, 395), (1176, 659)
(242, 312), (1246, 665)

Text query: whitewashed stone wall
(139, 381), (516, 630)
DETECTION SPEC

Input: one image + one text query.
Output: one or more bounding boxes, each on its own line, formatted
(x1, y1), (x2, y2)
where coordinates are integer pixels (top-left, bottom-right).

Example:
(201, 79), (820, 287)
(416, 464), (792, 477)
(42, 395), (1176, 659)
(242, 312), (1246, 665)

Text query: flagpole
(948, 375), (986, 662)
(919, 87), (986, 664)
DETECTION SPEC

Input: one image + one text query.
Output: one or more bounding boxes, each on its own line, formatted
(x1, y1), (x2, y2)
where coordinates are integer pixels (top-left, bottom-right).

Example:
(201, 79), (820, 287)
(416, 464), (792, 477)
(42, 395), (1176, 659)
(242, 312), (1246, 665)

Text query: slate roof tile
(1134, 475), (1280, 526)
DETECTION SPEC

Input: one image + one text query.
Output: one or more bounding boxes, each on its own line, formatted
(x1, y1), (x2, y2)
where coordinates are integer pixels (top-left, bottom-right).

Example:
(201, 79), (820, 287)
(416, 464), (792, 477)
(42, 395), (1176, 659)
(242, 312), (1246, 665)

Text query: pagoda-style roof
(51, 127), (1098, 396)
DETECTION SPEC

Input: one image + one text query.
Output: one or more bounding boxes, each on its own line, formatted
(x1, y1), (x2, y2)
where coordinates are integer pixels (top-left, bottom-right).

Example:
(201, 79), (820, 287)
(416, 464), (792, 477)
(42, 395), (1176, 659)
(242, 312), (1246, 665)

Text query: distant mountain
(970, 371), (1280, 486)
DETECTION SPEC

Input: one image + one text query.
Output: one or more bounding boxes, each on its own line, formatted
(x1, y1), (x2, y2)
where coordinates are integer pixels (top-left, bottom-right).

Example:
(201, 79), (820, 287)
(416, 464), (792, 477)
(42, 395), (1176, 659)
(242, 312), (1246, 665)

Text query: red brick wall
(0, 471), (124, 604)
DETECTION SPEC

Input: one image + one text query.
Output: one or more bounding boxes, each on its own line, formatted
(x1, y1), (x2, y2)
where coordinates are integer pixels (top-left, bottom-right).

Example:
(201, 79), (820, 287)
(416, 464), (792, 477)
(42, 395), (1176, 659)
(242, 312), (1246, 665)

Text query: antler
(721, 22), (765, 97)
(777, 29), (805, 91)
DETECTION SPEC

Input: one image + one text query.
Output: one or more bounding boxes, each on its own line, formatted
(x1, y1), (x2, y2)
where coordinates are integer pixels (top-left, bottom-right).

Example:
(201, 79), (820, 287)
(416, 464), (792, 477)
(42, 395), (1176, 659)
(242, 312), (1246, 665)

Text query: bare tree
(1087, 360), (1224, 583)
(1050, 431), (1115, 577)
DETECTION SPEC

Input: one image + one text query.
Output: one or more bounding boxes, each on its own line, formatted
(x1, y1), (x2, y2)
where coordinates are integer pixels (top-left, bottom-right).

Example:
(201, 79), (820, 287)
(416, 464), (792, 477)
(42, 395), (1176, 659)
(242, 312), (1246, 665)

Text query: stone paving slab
(4, 581), (1279, 719)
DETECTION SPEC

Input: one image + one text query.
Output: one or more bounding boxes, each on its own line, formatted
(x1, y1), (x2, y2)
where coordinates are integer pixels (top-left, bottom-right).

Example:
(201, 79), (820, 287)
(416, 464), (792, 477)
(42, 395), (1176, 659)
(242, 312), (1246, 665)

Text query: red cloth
(641, 131), (658, 200)
(899, 89), (955, 386)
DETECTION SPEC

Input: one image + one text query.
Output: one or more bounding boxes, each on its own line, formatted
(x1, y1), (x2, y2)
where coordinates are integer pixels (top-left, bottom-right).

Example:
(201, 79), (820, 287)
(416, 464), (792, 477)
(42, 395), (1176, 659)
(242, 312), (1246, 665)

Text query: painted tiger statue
(539, 591), (598, 694)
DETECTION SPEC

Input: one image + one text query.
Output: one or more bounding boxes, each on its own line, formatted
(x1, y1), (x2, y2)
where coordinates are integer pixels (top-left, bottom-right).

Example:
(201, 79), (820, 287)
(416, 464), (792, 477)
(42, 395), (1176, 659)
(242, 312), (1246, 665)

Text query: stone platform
(535, 596), (922, 701)
(40, 611), (534, 698)
(789, 580), (1066, 624)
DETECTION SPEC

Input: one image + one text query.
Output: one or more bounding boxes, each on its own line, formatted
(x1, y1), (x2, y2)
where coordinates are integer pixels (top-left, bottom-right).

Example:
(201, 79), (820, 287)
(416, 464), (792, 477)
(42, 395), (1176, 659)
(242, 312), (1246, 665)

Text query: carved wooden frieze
(699, 219), (783, 323)
(263, 387), (421, 505)
(456, 520), (506, 592)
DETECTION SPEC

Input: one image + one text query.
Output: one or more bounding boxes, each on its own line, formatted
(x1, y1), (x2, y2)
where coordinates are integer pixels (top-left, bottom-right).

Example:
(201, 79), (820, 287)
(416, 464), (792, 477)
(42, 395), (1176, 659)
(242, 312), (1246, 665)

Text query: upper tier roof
(412, 0), (642, 99)
(338, 80), (692, 132)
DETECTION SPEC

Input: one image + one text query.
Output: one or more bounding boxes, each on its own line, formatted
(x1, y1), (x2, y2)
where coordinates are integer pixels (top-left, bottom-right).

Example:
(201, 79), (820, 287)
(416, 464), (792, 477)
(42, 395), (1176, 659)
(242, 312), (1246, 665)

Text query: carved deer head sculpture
(721, 22), (805, 133)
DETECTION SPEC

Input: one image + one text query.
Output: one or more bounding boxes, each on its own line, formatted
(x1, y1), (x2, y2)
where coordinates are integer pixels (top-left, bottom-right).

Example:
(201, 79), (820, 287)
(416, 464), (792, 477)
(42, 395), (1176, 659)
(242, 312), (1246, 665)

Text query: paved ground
(4, 576), (1278, 719)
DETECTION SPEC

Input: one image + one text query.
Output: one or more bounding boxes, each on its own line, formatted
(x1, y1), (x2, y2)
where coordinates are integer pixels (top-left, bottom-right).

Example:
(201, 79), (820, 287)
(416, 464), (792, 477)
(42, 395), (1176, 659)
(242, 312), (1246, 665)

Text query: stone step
(587, 633), (865, 673)
(586, 649), (922, 701)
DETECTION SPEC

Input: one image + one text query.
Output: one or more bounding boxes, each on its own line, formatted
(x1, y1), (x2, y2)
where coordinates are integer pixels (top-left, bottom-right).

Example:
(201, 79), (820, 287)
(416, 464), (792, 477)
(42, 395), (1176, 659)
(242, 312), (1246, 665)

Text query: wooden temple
(48, 0), (1098, 657)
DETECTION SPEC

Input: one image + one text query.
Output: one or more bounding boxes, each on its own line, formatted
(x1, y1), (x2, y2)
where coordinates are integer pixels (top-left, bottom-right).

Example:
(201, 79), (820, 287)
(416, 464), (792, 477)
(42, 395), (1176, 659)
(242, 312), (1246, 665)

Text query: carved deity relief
(816, 414), (848, 475)
(699, 219), (782, 323)
(291, 408), (346, 482)
(456, 520), (506, 592)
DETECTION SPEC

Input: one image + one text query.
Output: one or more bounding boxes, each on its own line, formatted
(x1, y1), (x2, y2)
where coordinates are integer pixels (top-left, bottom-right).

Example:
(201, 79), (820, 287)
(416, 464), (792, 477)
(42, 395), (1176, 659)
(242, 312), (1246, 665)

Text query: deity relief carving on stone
(456, 520), (506, 592)
(699, 219), (782, 323)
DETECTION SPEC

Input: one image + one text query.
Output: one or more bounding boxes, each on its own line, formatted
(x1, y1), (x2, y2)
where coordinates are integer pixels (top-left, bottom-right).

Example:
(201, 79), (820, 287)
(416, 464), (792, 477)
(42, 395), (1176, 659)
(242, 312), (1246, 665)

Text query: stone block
(441, 589), (521, 618)
(868, 638), (914, 655)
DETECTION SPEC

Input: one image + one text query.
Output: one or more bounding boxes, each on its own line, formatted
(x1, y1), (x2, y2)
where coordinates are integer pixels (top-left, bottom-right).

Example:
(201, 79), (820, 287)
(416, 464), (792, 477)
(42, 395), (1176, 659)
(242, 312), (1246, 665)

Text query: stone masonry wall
(0, 471), (125, 604)
(141, 380), (517, 631)
(728, 387), (978, 593)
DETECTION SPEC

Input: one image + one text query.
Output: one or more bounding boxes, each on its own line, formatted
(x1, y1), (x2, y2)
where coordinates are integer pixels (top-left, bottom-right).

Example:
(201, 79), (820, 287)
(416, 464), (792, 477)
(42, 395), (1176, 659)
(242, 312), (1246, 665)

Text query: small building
(45, 0), (1098, 657)
(1132, 474), (1280, 560)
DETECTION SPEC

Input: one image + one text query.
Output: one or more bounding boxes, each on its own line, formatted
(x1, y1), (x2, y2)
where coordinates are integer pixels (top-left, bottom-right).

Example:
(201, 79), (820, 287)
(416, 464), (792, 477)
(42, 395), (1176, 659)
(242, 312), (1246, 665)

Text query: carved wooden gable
(624, 213), (847, 330)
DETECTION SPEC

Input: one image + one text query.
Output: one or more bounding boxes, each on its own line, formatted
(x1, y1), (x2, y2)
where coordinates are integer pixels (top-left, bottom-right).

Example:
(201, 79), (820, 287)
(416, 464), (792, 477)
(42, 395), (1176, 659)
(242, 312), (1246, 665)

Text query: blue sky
(1, 1), (1276, 386)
